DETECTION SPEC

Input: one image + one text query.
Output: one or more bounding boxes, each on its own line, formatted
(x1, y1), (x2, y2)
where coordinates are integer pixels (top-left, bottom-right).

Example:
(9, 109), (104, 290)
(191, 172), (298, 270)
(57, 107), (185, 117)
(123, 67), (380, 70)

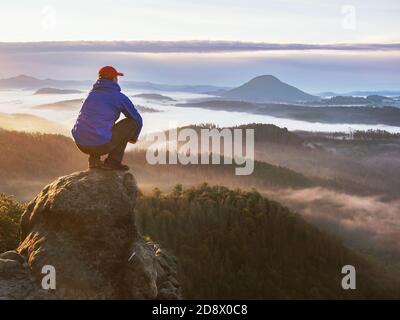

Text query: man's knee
(126, 118), (137, 129)
(124, 118), (138, 136)
(113, 118), (138, 138)
(115, 118), (136, 129)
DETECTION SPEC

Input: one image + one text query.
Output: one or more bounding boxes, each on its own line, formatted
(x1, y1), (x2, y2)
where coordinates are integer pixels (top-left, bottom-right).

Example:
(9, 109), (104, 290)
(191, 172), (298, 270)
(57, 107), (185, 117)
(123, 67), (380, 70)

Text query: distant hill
(0, 75), (89, 90)
(33, 99), (83, 110)
(0, 112), (69, 135)
(0, 75), (43, 88)
(0, 130), (85, 180)
(168, 123), (303, 146)
(367, 95), (395, 104)
(319, 91), (400, 98)
(176, 100), (400, 126)
(133, 93), (175, 102)
(318, 92), (338, 98)
(222, 75), (318, 103)
(0, 130), (86, 201)
(319, 95), (394, 106)
(0, 75), (228, 94)
(346, 90), (400, 97)
(34, 88), (82, 95)
(234, 123), (303, 145)
(33, 98), (159, 113)
(122, 81), (229, 94)
(135, 105), (162, 113)
(0, 129), (311, 201)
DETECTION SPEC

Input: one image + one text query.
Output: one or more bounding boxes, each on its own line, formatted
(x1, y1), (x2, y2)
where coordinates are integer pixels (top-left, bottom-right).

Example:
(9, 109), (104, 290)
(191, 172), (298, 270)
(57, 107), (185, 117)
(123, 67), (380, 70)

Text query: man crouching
(72, 66), (142, 171)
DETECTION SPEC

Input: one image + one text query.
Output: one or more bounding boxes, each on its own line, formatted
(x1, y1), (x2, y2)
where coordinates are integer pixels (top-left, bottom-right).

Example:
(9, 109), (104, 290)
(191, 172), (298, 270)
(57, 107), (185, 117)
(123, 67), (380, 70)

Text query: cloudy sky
(0, 0), (399, 92)
(1, 0), (399, 43)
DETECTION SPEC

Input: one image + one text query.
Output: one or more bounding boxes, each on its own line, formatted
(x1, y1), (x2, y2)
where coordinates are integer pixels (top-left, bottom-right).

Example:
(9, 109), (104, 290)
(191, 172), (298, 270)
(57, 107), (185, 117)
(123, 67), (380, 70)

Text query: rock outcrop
(0, 170), (181, 300)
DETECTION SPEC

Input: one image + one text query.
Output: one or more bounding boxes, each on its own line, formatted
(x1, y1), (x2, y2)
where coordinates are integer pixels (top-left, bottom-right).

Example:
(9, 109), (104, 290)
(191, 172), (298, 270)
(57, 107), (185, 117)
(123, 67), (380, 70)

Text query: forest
(2, 185), (400, 299)
(0, 193), (24, 253)
(161, 123), (304, 146)
(0, 128), (312, 201)
(134, 184), (400, 299)
(1, 127), (400, 289)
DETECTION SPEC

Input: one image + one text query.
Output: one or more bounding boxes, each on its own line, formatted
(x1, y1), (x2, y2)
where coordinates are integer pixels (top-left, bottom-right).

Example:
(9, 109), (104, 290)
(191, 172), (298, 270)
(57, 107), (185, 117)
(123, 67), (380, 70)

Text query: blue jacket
(72, 79), (142, 146)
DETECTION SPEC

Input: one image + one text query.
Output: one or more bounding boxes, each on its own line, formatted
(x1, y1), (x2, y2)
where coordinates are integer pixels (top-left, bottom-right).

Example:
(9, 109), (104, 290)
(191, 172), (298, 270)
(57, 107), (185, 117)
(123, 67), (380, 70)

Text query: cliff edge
(0, 170), (181, 299)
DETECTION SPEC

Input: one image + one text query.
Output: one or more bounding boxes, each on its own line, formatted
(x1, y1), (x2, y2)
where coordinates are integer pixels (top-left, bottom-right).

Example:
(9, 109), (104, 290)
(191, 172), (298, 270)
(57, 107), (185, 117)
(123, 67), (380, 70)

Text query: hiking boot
(101, 161), (130, 171)
(89, 157), (103, 169)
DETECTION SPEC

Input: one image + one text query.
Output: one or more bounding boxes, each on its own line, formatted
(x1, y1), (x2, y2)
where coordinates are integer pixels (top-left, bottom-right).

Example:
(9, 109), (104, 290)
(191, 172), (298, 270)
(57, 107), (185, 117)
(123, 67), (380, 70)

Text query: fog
(1, 90), (400, 137)
(261, 187), (400, 264)
(1, 83), (400, 268)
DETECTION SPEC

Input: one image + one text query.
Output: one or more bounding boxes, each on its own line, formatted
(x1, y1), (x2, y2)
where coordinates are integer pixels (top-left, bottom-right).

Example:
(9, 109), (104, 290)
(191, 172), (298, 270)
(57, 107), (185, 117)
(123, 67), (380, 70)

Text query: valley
(1, 73), (400, 299)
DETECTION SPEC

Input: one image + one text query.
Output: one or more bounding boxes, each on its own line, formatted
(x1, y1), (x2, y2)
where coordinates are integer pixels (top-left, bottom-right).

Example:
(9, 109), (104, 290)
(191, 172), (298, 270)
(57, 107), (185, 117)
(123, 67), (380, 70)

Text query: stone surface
(0, 255), (51, 300)
(0, 170), (182, 300)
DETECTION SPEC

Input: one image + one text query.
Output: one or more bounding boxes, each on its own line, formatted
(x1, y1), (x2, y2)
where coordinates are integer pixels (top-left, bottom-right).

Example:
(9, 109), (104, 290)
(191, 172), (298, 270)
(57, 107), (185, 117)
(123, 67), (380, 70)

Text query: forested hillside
(135, 184), (400, 299)
(0, 129), (311, 200)
(0, 113), (69, 135)
(0, 129), (86, 180)
(0, 193), (25, 252)
(2, 185), (399, 299)
(234, 123), (303, 145)
(161, 123), (303, 146)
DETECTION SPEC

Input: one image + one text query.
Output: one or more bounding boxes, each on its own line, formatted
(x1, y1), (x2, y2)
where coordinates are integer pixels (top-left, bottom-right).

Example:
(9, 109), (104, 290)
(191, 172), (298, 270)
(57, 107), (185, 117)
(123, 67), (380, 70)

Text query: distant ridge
(33, 99), (83, 110)
(0, 112), (69, 135)
(0, 74), (227, 93)
(34, 87), (82, 95)
(319, 90), (400, 98)
(0, 75), (89, 90)
(223, 75), (318, 103)
(0, 75), (44, 88)
(133, 93), (175, 101)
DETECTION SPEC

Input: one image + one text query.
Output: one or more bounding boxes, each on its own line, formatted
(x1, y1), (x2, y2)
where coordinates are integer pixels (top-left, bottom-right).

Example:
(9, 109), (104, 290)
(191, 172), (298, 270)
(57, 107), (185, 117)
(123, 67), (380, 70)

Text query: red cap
(98, 66), (124, 79)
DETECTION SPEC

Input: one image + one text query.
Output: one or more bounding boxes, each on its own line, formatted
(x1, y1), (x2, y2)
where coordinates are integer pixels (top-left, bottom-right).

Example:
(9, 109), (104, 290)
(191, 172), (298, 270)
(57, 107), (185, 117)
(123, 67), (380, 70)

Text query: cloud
(1, 41), (400, 53)
(1, 41), (399, 92)
(264, 187), (400, 254)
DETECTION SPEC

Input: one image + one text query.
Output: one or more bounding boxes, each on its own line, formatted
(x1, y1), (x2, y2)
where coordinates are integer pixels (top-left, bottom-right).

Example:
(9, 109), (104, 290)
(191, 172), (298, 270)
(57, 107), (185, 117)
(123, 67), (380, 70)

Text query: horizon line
(2, 74), (400, 94)
(1, 40), (400, 53)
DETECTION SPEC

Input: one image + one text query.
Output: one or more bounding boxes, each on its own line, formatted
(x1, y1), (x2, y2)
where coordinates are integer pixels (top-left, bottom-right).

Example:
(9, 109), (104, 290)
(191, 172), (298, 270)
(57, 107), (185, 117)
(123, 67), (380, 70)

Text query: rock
(124, 239), (182, 299)
(124, 238), (158, 298)
(0, 170), (182, 299)
(0, 257), (51, 299)
(0, 251), (26, 264)
(0, 258), (22, 275)
(17, 170), (138, 299)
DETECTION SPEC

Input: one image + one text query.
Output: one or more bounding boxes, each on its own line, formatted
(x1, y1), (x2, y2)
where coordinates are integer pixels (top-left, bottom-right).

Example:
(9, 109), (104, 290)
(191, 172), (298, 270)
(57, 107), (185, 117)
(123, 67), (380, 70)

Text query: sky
(0, 0), (399, 43)
(0, 0), (399, 92)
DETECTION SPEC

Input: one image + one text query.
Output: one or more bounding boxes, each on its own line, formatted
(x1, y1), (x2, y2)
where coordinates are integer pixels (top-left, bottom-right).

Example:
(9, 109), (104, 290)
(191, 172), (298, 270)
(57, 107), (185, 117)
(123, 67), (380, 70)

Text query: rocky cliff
(0, 170), (181, 299)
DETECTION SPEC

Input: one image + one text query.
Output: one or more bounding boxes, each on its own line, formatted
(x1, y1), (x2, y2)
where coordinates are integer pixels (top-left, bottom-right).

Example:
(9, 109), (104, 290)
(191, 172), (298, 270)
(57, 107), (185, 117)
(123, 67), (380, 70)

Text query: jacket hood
(92, 78), (121, 92)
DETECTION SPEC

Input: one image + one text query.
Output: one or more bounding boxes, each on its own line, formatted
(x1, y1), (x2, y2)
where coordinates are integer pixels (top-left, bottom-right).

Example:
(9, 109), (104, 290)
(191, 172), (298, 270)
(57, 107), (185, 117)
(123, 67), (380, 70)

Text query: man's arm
(120, 94), (143, 142)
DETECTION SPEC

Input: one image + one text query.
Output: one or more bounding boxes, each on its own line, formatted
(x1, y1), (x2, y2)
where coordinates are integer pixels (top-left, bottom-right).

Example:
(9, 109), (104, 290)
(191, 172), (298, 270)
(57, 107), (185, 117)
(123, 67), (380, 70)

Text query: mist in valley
(2, 124), (399, 273)
(1, 72), (400, 294)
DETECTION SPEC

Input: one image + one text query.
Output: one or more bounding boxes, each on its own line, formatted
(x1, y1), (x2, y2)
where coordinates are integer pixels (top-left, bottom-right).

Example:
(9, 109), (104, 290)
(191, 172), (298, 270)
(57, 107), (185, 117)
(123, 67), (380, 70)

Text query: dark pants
(77, 118), (138, 165)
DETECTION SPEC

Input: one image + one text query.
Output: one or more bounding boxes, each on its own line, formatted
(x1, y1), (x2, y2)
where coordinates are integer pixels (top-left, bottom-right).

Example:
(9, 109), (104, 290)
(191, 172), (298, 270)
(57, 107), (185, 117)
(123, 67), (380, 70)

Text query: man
(72, 66), (142, 171)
